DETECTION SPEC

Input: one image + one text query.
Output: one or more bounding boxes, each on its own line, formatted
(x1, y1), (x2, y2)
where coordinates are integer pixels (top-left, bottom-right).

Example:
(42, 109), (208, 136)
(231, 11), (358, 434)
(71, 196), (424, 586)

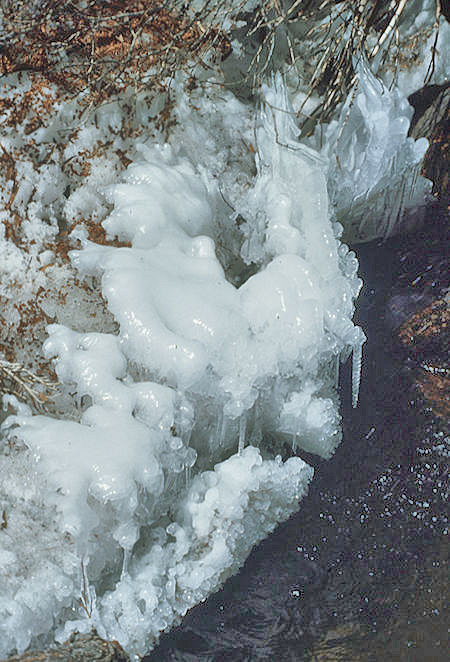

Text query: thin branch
(0, 359), (57, 409)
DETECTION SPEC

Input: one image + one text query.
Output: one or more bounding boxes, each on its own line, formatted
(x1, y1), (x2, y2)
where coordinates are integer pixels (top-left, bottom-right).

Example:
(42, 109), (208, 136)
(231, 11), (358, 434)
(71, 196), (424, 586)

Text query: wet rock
(397, 291), (449, 419)
(414, 365), (449, 419)
(387, 209), (449, 418)
(398, 296), (449, 356)
(2, 631), (129, 662)
(409, 84), (449, 210)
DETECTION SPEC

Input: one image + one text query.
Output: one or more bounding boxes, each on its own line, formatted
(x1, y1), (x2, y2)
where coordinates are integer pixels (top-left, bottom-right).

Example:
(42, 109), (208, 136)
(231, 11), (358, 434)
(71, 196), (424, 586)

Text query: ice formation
(319, 60), (431, 242)
(376, 0), (450, 97)
(1, 77), (364, 658)
(0, 2), (442, 657)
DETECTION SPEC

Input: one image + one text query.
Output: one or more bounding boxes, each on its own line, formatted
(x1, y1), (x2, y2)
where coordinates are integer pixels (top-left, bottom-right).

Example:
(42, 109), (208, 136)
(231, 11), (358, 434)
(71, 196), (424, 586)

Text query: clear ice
(319, 60), (431, 242)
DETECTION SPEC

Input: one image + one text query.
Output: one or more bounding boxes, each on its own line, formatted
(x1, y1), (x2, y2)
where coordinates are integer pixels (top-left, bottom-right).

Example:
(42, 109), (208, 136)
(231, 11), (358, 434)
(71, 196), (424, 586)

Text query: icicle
(185, 465), (191, 490)
(216, 409), (224, 447)
(184, 428), (192, 451)
(385, 176), (407, 239)
(122, 549), (131, 578)
(292, 431), (297, 453)
(238, 412), (247, 455)
(352, 341), (363, 408)
(334, 355), (340, 389)
(409, 163), (419, 198)
(219, 412), (227, 448)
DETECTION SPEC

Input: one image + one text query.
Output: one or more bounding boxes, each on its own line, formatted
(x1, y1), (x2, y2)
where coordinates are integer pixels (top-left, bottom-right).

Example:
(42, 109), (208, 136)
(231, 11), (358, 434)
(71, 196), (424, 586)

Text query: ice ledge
(57, 446), (313, 658)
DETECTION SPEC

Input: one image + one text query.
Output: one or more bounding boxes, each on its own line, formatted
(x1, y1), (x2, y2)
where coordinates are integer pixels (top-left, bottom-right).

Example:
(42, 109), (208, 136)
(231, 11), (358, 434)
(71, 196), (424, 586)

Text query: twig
(424, 0), (441, 85)
(0, 359), (57, 409)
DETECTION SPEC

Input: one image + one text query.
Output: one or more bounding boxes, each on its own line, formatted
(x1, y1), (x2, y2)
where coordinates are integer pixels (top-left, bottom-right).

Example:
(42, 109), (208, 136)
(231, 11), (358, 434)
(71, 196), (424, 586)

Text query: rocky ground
(4, 632), (128, 662)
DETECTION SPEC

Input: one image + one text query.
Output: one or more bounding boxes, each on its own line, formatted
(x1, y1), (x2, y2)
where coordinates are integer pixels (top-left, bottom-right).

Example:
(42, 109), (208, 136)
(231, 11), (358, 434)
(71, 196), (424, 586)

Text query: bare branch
(0, 359), (57, 410)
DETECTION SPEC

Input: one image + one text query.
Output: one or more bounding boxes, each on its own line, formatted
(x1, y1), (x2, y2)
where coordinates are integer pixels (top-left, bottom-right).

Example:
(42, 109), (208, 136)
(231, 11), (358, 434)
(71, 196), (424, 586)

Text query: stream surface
(145, 206), (449, 662)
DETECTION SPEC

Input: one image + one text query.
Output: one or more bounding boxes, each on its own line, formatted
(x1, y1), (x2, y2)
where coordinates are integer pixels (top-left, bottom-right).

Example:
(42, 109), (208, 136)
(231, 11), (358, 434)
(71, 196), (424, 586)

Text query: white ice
(1, 75), (365, 658)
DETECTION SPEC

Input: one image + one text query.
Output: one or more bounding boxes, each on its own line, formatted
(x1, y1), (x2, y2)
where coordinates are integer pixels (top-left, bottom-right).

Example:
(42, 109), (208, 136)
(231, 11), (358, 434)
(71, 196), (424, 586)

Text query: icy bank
(1, 78), (364, 658)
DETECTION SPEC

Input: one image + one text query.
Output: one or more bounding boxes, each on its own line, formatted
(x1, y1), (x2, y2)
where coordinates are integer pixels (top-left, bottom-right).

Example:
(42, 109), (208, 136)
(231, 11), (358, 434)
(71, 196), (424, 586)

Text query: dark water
(145, 210), (449, 662)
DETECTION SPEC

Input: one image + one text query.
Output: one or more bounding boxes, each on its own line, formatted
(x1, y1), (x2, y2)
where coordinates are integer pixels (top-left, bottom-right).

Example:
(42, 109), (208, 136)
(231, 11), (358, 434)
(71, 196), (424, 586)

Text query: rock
(386, 207), (449, 418)
(410, 84), (450, 210)
(2, 631), (129, 662)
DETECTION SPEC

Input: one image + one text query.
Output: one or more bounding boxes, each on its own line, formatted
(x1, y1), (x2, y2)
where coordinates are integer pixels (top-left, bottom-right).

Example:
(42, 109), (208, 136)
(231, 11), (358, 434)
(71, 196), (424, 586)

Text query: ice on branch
(320, 60), (431, 242)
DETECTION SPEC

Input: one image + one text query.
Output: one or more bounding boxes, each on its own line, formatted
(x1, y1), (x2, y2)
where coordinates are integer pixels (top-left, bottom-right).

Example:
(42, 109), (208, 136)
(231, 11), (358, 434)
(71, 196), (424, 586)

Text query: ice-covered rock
(59, 446), (313, 657)
(1, 1), (444, 655)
